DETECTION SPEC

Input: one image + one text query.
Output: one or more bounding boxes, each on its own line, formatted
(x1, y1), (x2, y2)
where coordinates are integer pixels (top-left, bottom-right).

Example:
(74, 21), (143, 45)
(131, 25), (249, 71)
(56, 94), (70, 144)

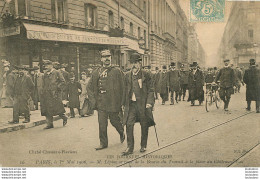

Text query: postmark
(190, 0), (225, 22)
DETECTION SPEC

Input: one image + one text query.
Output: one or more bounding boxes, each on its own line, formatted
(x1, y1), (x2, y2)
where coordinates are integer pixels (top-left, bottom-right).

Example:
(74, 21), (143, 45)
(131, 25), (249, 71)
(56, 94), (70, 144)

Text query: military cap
(223, 59), (230, 62)
(170, 62), (176, 67)
(162, 65), (167, 69)
(100, 49), (111, 57)
(129, 53), (142, 63)
(249, 59), (256, 63)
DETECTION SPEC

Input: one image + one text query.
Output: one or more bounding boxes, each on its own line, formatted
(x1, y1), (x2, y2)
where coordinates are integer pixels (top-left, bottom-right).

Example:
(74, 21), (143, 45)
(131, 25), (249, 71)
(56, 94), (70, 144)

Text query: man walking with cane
(121, 53), (155, 156)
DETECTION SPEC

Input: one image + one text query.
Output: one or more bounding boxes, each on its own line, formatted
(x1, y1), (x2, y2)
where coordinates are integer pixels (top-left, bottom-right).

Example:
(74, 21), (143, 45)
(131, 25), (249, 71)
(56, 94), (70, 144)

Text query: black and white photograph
(0, 0), (259, 178)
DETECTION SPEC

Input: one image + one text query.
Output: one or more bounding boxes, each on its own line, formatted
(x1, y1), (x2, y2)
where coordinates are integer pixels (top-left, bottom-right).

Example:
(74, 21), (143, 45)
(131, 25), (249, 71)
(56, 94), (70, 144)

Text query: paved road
(0, 87), (259, 167)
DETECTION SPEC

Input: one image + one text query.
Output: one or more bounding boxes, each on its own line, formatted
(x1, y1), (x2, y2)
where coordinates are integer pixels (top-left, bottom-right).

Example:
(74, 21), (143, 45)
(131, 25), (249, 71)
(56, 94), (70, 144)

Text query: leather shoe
(256, 110), (260, 113)
(121, 148), (133, 156)
(8, 121), (19, 124)
(140, 148), (146, 153)
(43, 125), (54, 130)
(95, 145), (107, 150)
(22, 120), (30, 123)
(63, 117), (68, 126)
(246, 107), (251, 111)
(120, 133), (125, 143)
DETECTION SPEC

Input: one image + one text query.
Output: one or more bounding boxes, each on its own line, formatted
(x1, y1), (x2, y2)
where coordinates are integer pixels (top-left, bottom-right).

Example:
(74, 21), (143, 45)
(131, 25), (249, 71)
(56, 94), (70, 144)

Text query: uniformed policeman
(88, 49), (125, 150)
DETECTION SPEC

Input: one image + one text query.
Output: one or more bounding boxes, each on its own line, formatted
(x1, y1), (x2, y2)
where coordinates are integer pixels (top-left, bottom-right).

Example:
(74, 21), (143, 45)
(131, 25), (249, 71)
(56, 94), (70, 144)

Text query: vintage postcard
(0, 0), (259, 174)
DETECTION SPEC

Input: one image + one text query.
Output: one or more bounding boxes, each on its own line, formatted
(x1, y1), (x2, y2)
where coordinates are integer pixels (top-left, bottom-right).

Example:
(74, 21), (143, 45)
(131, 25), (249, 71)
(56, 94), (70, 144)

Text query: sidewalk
(0, 107), (71, 133)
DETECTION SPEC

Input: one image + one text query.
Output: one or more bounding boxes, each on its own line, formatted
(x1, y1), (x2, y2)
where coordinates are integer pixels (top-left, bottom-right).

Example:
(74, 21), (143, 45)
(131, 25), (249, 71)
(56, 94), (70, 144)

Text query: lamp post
(138, 37), (145, 48)
(253, 43), (258, 60)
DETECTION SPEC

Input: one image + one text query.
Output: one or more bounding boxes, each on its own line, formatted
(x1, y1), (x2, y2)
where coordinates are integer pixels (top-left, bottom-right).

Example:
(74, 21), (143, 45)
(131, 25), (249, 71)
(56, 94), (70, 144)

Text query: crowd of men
(0, 49), (259, 156)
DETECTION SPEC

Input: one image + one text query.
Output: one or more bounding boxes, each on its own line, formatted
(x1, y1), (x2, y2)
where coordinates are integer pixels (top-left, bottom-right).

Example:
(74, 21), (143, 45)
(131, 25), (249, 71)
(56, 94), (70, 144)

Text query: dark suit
(12, 74), (34, 122)
(158, 72), (169, 103)
(88, 66), (125, 147)
(188, 69), (204, 103)
(123, 70), (155, 152)
(168, 70), (180, 103)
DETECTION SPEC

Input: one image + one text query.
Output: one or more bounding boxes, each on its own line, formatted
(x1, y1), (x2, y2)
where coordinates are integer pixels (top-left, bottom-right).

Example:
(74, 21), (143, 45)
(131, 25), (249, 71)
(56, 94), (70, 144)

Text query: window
(108, 10), (114, 28)
(143, 1), (146, 19)
(130, 22), (133, 35)
(120, 17), (124, 29)
(85, 4), (97, 27)
(248, 29), (254, 38)
(18, 0), (26, 17)
(51, 0), (67, 23)
(138, 27), (141, 39)
(144, 30), (146, 44)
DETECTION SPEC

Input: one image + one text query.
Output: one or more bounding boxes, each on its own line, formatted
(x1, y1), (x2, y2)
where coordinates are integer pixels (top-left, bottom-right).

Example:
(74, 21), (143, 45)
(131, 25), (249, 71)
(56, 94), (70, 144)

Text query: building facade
(0, 0), (148, 77)
(218, 1), (260, 67)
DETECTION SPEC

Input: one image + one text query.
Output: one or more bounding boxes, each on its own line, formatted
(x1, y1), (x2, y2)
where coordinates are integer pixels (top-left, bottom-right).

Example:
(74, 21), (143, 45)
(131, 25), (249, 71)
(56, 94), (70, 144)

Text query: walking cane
(154, 125), (160, 147)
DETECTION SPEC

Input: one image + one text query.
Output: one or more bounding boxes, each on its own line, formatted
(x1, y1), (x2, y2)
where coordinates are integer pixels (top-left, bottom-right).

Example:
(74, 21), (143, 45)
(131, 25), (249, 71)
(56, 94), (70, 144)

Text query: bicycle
(205, 83), (222, 112)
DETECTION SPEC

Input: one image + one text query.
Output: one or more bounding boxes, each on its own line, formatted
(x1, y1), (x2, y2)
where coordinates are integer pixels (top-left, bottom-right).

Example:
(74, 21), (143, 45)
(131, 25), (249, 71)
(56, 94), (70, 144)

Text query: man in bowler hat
(88, 49), (125, 150)
(243, 59), (260, 113)
(121, 53), (155, 155)
(168, 62), (180, 105)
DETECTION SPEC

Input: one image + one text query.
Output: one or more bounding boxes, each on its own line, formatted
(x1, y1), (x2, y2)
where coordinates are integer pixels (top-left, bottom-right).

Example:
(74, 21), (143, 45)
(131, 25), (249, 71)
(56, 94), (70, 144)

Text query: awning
(121, 37), (145, 54)
(23, 23), (125, 46)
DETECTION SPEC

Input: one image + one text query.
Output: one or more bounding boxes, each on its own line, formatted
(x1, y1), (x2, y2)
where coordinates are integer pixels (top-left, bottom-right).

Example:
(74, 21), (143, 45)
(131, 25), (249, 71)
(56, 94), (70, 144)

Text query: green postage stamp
(190, 0), (225, 22)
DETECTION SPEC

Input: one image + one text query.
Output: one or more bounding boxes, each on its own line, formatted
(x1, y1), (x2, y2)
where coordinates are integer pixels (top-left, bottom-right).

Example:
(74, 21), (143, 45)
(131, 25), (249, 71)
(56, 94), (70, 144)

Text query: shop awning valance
(23, 23), (125, 46)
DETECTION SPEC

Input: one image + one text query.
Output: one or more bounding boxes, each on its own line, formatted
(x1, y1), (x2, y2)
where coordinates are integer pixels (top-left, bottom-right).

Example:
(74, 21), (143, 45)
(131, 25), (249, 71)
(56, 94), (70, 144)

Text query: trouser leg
(98, 110), (108, 147)
(22, 98), (30, 121)
(175, 91), (179, 102)
(46, 115), (54, 127)
(109, 112), (124, 136)
(12, 97), (19, 122)
(140, 122), (149, 148)
(70, 108), (75, 117)
(255, 101), (259, 112)
(170, 91), (174, 104)
(126, 102), (136, 151)
(247, 101), (251, 110)
(77, 108), (81, 116)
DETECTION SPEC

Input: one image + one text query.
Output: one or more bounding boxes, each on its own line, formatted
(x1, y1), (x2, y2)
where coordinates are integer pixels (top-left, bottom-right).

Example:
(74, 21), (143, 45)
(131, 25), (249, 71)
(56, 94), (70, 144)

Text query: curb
(0, 112), (71, 133)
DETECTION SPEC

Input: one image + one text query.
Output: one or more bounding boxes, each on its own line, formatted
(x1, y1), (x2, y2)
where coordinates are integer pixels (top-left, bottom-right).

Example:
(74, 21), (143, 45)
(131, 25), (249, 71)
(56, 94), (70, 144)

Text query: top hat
(162, 65), (167, 70)
(249, 59), (256, 64)
(223, 59), (230, 62)
(100, 49), (111, 57)
(129, 53), (142, 63)
(170, 62), (176, 67)
(192, 61), (198, 67)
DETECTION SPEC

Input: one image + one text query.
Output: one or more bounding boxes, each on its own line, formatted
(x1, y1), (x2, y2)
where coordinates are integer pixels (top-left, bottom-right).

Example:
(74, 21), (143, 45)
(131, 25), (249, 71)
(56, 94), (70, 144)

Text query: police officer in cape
(121, 53), (155, 156)
(88, 49), (125, 151)
(243, 59), (260, 113)
(40, 60), (68, 129)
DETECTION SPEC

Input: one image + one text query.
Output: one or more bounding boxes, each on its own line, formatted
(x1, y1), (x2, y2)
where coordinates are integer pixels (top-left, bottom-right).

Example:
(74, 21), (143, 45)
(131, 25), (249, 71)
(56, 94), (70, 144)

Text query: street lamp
(253, 43), (258, 60)
(138, 37), (145, 48)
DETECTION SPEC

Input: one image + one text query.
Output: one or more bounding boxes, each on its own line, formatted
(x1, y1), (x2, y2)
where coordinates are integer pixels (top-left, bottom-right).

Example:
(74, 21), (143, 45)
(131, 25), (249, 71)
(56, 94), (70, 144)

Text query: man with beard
(168, 62), (180, 105)
(179, 64), (189, 101)
(121, 53), (155, 155)
(214, 59), (236, 111)
(188, 62), (204, 106)
(243, 59), (260, 113)
(88, 49), (125, 150)
(41, 60), (68, 129)
(158, 65), (169, 105)
(8, 65), (34, 124)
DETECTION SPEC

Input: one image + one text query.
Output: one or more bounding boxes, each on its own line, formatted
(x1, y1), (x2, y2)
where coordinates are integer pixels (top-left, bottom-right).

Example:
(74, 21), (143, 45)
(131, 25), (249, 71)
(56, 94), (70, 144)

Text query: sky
(179, 0), (233, 66)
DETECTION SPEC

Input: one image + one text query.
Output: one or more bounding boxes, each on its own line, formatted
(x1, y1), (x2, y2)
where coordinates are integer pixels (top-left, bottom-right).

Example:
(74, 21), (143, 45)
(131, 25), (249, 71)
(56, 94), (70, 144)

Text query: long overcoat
(67, 81), (81, 108)
(243, 66), (260, 101)
(188, 69), (204, 101)
(40, 69), (66, 116)
(168, 70), (180, 92)
(158, 72), (169, 94)
(122, 70), (155, 127)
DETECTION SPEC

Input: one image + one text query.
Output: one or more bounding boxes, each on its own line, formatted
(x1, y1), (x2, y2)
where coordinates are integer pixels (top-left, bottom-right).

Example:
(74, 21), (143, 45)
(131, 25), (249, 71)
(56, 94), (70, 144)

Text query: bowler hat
(223, 59), (230, 62)
(100, 49), (111, 57)
(170, 62), (176, 67)
(155, 67), (159, 70)
(249, 59), (256, 64)
(192, 61), (198, 67)
(129, 53), (142, 63)
(162, 65), (167, 70)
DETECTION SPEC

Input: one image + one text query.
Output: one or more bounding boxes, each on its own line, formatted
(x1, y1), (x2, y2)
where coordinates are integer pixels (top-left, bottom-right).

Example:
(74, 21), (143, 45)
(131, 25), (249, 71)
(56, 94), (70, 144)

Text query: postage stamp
(190, 0), (225, 22)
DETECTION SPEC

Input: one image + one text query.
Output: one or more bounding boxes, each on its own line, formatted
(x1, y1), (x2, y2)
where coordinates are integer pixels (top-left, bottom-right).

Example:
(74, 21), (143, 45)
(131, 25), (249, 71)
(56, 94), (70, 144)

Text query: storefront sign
(0, 26), (20, 37)
(27, 30), (125, 46)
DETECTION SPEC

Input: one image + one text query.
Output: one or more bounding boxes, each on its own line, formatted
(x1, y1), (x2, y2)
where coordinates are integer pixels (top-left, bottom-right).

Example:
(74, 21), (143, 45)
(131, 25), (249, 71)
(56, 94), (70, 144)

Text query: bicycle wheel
(205, 93), (212, 112)
(215, 90), (222, 109)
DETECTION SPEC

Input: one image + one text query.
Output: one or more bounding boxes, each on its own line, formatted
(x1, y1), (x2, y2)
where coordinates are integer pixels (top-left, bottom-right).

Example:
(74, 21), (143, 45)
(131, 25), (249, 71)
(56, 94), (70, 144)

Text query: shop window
(85, 3), (97, 27)
(51, 0), (68, 23)
(248, 29), (253, 38)
(120, 16), (124, 29)
(138, 27), (141, 39)
(130, 22), (133, 35)
(108, 10), (114, 28)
